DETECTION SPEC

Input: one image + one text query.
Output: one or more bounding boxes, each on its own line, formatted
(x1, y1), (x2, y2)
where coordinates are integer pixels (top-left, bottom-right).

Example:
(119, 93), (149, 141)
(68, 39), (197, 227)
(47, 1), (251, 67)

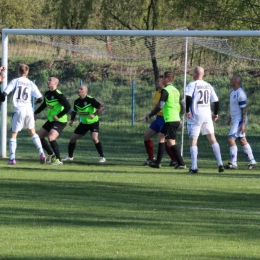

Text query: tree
(100, 0), (173, 81)
(0, 0), (46, 28)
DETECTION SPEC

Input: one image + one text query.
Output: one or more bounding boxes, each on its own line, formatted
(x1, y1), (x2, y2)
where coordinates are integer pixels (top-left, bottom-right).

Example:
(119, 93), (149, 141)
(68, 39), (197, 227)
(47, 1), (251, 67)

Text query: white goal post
(1, 29), (260, 158)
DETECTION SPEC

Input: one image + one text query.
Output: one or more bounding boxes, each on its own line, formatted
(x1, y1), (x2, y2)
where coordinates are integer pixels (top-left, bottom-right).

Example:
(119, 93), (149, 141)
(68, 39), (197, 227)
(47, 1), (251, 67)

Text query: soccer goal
(1, 29), (260, 164)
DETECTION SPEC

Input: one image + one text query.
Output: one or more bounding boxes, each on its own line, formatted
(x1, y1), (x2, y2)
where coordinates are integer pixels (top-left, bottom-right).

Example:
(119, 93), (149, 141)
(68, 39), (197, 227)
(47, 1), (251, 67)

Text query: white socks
(32, 134), (44, 155)
(243, 143), (256, 164)
(9, 138), (17, 160)
(229, 145), (238, 166)
(212, 142), (223, 166)
(190, 146), (198, 170)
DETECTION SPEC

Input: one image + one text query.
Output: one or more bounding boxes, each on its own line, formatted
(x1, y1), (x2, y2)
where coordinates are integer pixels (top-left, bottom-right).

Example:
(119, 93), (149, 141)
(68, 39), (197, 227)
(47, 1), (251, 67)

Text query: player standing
(225, 75), (257, 169)
(62, 85), (106, 163)
(34, 76), (71, 165)
(146, 71), (185, 169)
(143, 75), (177, 166)
(185, 66), (224, 173)
(0, 64), (46, 165)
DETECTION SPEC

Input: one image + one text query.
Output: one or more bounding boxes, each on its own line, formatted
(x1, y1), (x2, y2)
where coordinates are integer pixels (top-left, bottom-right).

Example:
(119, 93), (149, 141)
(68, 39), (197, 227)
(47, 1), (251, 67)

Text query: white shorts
(187, 121), (214, 138)
(229, 119), (246, 139)
(11, 108), (35, 132)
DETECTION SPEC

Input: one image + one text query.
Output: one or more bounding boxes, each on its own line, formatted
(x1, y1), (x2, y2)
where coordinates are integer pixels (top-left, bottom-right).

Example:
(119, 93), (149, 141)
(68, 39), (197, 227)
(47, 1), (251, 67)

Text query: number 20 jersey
(185, 80), (219, 124)
(4, 77), (42, 109)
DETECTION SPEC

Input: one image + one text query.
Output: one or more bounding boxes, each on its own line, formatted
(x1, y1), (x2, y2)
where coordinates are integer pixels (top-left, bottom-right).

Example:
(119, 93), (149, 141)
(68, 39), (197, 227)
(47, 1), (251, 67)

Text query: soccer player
(34, 76), (71, 165)
(185, 66), (224, 173)
(61, 85), (106, 163)
(225, 75), (257, 169)
(146, 71), (186, 169)
(0, 64), (46, 165)
(143, 75), (178, 166)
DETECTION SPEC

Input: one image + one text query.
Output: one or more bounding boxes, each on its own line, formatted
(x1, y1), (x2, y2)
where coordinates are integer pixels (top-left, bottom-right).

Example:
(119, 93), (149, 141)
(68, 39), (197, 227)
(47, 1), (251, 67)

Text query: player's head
(47, 76), (59, 90)
(78, 85), (88, 98)
(230, 75), (242, 89)
(155, 75), (164, 91)
(163, 71), (174, 85)
(193, 66), (204, 80)
(18, 64), (29, 77)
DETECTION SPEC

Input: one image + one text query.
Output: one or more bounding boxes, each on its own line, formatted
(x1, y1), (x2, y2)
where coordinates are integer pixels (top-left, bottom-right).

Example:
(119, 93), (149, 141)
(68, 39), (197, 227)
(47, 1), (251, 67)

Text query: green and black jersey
(71, 95), (101, 124)
(34, 89), (71, 123)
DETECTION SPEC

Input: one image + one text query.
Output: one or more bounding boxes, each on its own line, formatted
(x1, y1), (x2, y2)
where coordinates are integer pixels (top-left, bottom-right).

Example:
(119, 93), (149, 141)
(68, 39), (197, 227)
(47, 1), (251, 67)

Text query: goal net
(1, 29), (260, 166)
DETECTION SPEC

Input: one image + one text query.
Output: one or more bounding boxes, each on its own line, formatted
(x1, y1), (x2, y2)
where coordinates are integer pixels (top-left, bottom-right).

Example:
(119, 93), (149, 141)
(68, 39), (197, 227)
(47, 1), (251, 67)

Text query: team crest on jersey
(233, 94), (236, 99)
(84, 102), (88, 105)
(51, 96), (54, 99)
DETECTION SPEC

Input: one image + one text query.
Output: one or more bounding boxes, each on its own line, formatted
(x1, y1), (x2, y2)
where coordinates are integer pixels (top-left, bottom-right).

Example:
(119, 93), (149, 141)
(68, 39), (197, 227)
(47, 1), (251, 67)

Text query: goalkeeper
(62, 85), (106, 163)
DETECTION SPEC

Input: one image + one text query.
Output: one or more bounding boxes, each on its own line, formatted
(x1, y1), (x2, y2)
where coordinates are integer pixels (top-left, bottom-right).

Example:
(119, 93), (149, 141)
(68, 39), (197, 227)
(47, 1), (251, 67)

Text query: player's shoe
(248, 163), (257, 170)
(169, 160), (178, 167)
(174, 164), (186, 169)
(51, 159), (63, 165)
(224, 162), (237, 169)
(149, 161), (161, 168)
(46, 153), (56, 163)
(40, 153), (46, 164)
(8, 159), (16, 165)
(61, 156), (74, 162)
(143, 157), (156, 165)
(99, 157), (106, 163)
(218, 165), (225, 173)
(189, 168), (198, 174)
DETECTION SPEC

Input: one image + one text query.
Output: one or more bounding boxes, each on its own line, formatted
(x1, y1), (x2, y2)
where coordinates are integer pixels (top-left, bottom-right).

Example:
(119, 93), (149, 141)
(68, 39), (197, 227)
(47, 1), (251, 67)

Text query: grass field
(1, 151), (260, 259)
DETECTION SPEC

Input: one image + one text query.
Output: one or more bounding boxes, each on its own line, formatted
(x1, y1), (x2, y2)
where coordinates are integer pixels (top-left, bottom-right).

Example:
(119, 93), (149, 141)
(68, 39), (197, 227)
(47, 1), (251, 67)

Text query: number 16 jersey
(4, 77), (42, 110)
(185, 80), (219, 124)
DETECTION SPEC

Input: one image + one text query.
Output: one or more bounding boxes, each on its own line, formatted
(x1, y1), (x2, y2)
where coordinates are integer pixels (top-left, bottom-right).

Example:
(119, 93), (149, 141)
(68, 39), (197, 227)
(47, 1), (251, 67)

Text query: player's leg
(239, 137), (257, 169)
(8, 131), (18, 165)
(90, 122), (106, 162)
(203, 122), (224, 172)
(26, 112), (46, 163)
(48, 122), (66, 165)
(226, 121), (239, 169)
(166, 122), (185, 169)
(8, 110), (24, 164)
(37, 121), (54, 162)
(143, 119), (158, 164)
(155, 116), (177, 166)
(62, 123), (84, 161)
(187, 123), (200, 173)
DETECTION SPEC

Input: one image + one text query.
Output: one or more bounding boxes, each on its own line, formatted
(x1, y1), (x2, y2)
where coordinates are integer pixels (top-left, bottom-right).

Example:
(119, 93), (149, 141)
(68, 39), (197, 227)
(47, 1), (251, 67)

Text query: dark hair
(163, 71), (174, 82)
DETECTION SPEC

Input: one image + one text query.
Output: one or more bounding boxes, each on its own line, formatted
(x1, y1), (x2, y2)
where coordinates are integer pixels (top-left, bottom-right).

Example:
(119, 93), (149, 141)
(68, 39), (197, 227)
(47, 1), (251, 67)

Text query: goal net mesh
(2, 33), (260, 166)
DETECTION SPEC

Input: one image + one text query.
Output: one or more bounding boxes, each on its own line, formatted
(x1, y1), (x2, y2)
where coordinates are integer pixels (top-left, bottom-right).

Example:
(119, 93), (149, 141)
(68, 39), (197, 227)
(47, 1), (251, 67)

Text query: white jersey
(3, 77), (42, 109)
(230, 87), (247, 120)
(185, 80), (219, 124)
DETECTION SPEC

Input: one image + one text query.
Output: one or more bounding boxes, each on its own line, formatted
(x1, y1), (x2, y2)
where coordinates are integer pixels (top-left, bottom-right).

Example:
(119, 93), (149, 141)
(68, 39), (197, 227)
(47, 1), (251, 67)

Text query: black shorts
(42, 120), (67, 135)
(74, 121), (99, 136)
(161, 121), (180, 140)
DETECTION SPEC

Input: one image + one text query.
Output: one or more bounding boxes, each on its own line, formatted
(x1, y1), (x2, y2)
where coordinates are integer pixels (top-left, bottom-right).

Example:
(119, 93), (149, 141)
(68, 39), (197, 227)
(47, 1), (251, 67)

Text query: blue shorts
(149, 116), (165, 133)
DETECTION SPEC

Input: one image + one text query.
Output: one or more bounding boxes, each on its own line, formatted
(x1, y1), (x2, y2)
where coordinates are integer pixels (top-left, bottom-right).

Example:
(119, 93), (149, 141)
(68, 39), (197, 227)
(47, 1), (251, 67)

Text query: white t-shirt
(4, 77), (42, 109)
(185, 80), (219, 124)
(229, 87), (247, 120)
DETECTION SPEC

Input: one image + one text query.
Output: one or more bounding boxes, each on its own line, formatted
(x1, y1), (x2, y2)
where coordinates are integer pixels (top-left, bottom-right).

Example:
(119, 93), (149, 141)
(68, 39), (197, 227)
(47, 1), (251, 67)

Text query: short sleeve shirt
(4, 77), (42, 109)
(185, 80), (219, 124)
(230, 87), (247, 120)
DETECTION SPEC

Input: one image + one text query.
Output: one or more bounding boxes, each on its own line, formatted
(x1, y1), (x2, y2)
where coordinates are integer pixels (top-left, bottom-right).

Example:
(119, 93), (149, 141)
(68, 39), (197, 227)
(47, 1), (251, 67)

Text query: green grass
(0, 157), (260, 260)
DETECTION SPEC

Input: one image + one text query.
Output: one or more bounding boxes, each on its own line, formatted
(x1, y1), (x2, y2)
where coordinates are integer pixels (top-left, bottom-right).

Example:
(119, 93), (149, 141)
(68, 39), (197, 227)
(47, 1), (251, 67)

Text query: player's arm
(241, 106), (247, 133)
(147, 89), (168, 119)
(55, 93), (71, 119)
(185, 95), (192, 118)
(212, 101), (220, 121)
(34, 98), (47, 115)
(90, 98), (104, 118)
